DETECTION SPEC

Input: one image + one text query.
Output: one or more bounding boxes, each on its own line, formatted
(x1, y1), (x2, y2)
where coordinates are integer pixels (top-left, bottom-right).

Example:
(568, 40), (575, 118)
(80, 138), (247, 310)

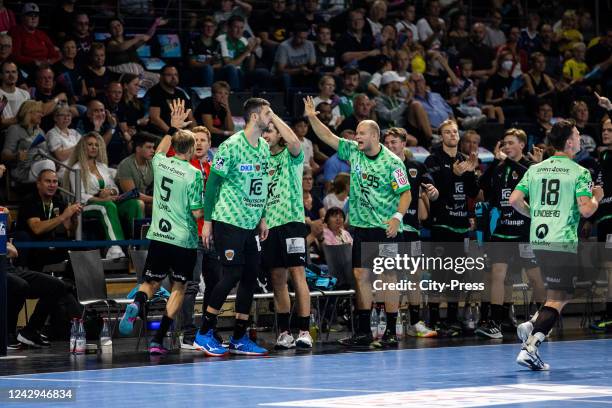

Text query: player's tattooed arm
(303, 95), (340, 151)
(509, 189), (531, 217)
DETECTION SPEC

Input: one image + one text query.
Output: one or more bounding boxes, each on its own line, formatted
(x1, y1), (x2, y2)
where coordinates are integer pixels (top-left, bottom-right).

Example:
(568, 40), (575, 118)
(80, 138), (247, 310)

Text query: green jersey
(147, 153), (204, 248)
(211, 130), (270, 230)
(338, 139), (411, 230)
(515, 155), (593, 252)
(265, 148), (305, 229)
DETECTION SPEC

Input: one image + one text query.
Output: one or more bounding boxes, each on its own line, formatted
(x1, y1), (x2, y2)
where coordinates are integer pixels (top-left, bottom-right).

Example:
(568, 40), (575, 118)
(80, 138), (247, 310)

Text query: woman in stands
(322, 207), (352, 246)
(119, 73), (148, 147)
(66, 132), (142, 259)
(105, 17), (165, 90)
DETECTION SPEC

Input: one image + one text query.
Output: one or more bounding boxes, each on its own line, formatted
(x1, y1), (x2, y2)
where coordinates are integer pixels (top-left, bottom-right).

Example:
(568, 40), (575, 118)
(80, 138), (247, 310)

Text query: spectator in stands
(214, 0), (253, 35)
(337, 68), (360, 119)
(460, 129), (480, 156)
(459, 22), (496, 80)
(115, 132), (155, 212)
(484, 9), (506, 50)
(67, 132), (142, 258)
(531, 100), (553, 147)
(314, 23), (342, 76)
(336, 9), (378, 75)
(119, 73), (147, 143)
(83, 43), (116, 99)
(586, 28), (612, 75)
(194, 80), (234, 147)
(31, 66), (74, 131)
(518, 12), (541, 55)
(524, 52), (555, 101)
(186, 16), (222, 87)
(252, 0), (292, 65)
(146, 65), (194, 136)
(303, 165), (324, 220)
(395, 3), (419, 44)
(1, 100), (47, 185)
(337, 93), (376, 134)
(423, 50), (458, 98)
(0, 0), (16, 33)
(554, 9), (583, 54)
(315, 101), (336, 131)
(217, 15), (262, 90)
(570, 100), (599, 151)
(16, 168), (81, 272)
(105, 17), (165, 90)
(71, 13), (93, 68)
(5, 237), (69, 348)
(50, 0), (77, 43)
(0, 61), (30, 126)
(364, 0), (387, 38)
(313, 75), (343, 129)
(536, 23), (561, 76)
(46, 105), (81, 179)
(292, 117), (318, 172)
(274, 23), (317, 90)
(562, 42), (588, 83)
(295, 0), (323, 38)
(100, 81), (127, 164)
(374, 71), (425, 145)
(52, 38), (84, 102)
(323, 172), (349, 210)
(484, 51), (520, 109)
(447, 12), (469, 53)
(366, 55), (393, 97)
(411, 73), (451, 141)
(322, 207), (352, 245)
(322, 128), (353, 192)
(77, 99), (116, 146)
(416, 0), (445, 49)
(9, 3), (61, 73)
(0, 33), (13, 66)
(498, 26), (528, 74)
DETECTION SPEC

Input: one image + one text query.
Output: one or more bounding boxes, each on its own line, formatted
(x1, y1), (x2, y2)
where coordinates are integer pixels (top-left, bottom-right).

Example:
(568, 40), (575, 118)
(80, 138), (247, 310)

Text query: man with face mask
(194, 97), (272, 357)
(304, 95), (412, 348)
(459, 22), (496, 80)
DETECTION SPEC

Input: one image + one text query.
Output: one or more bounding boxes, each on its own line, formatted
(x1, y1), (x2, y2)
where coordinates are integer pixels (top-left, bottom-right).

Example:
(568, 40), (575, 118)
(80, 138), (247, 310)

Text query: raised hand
(169, 99), (192, 129)
(303, 96), (318, 117)
(494, 141), (507, 161)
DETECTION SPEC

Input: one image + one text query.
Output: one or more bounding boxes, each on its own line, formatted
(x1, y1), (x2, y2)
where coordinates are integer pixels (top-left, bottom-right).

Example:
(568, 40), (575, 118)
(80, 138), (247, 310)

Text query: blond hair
(65, 132), (108, 192)
(192, 126), (211, 143)
(172, 129), (196, 155)
(16, 100), (43, 130)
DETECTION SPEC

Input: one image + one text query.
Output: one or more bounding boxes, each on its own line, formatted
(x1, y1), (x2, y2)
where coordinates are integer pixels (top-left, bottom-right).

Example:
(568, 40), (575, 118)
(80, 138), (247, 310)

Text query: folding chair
(321, 244), (355, 338)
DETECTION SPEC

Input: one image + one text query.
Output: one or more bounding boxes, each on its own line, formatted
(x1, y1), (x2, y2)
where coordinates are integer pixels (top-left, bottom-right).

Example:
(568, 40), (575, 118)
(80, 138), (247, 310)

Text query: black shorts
(213, 221), (261, 267)
(597, 219), (612, 262)
(143, 240), (197, 284)
(261, 222), (308, 269)
(488, 235), (538, 269)
(534, 250), (579, 293)
(402, 230), (422, 257)
(352, 227), (402, 268)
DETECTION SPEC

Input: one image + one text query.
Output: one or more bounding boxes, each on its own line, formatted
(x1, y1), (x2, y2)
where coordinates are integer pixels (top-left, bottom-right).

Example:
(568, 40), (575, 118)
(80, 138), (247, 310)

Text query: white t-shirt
(416, 17), (445, 48)
(323, 193), (348, 210)
(46, 126), (82, 177)
(395, 20), (419, 42)
(0, 87), (30, 119)
(301, 137), (314, 164)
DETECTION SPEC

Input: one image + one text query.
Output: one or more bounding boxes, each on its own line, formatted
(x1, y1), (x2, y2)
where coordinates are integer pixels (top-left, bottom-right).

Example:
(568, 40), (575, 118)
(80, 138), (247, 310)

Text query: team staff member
(304, 96), (411, 349)
(119, 100), (204, 355)
(195, 98), (272, 357)
(511, 120), (603, 370)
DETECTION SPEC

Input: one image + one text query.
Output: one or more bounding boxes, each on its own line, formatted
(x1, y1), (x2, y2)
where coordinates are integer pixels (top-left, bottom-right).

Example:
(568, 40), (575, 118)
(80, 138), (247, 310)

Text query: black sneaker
(7, 333), (21, 350)
(338, 332), (381, 349)
(435, 321), (462, 337)
(380, 330), (398, 347)
(501, 317), (518, 332)
(475, 320), (503, 339)
(17, 329), (50, 348)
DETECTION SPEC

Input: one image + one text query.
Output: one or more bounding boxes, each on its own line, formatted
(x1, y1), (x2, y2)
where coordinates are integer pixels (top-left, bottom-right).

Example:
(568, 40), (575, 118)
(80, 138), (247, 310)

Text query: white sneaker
(516, 332), (549, 371)
(406, 321), (437, 338)
(517, 321), (533, 343)
(295, 331), (313, 349)
(106, 245), (125, 259)
(274, 331), (295, 350)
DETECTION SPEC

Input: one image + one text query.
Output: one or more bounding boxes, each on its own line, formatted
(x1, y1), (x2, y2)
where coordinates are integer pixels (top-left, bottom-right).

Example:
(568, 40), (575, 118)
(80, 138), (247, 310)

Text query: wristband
(168, 127), (178, 136)
(392, 212), (403, 222)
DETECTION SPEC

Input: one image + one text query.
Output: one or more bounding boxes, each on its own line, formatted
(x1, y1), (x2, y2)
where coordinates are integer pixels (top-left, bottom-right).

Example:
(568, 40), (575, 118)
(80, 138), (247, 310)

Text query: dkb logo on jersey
(159, 219), (172, 233)
(536, 224), (549, 239)
(249, 178), (263, 195)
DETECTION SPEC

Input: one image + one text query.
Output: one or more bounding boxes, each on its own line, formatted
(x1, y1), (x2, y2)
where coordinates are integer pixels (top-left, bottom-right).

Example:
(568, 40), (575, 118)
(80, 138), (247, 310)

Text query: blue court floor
(1, 338), (611, 407)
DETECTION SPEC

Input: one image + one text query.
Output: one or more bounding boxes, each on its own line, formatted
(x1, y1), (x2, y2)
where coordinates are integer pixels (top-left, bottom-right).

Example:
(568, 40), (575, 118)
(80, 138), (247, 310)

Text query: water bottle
(378, 307), (387, 338)
(308, 312), (319, 342)
(69, 318), (78, 353)
(465, 304), (476, 331)
(370, 308), (379, 339)
(75, 319), (86, 354)
(99, 318), (112, 354)
(396, 310), (404, 339)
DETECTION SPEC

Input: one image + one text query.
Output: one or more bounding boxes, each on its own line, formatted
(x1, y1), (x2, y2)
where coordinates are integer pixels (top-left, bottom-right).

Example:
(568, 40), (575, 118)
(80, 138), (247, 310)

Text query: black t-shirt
(458, 41), (495, 72)
(146, 84), (192, 135)
(335, 32), (378, 73)
(52, 62), (84, 99)
(123, 99), (145, 127)
(305, 195), (324, 221)
(315, 44), (339, 73)
(424, 71), (449, 99)
(187, 36), (222, 65)
(195, 97), (229, 147)
(485, 73), (513, 101)
(403, 159), (433, 231)
(17, 194), (67, 241)
(252, 10), (293, 43)
(83, 67), (118, 98)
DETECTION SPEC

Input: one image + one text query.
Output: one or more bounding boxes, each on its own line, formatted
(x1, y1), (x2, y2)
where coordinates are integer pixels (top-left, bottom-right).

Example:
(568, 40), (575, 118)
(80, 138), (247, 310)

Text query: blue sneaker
(119, 303), (139, 335)
(229, 334), (268, 356)
(194, 329), (228, 357)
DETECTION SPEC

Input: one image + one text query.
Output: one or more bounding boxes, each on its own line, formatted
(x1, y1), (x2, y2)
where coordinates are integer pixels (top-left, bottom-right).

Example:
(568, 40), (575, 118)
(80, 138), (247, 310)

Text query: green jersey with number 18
(211, 130), (270, 230)
(337, 139), (411, 230)
(147, 152), (204, 248)
(515, 155), (593, 253)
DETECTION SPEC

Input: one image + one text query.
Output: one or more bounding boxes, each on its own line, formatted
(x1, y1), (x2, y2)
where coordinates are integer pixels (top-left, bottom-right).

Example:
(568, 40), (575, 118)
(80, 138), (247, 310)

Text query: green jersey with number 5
(515, 155), (593, 252)
(148, 153), (204, 248)
(211, 130), (270, 229)
(337, 139), (411, 230)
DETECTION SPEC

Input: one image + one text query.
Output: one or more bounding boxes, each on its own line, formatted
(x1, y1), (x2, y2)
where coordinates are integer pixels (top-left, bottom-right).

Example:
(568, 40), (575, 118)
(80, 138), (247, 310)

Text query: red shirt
(167, 147), (210, 236)
(9, 25), (61, 66)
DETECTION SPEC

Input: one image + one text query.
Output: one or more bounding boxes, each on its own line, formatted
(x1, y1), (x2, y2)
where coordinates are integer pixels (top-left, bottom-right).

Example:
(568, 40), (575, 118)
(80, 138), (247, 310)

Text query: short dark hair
(548, 119), (576, 150)
(293, 23), (309, 34)
(317, 22), (331, 32)
(343, 68), (360, 78)
(132, 132), (157, 149)
(160, 64), (178, 75)
(324, 206), (346, 224)
(537, 99), (553, 110)
(243, 97), (270, 123)
(228, 15), (245, 26)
